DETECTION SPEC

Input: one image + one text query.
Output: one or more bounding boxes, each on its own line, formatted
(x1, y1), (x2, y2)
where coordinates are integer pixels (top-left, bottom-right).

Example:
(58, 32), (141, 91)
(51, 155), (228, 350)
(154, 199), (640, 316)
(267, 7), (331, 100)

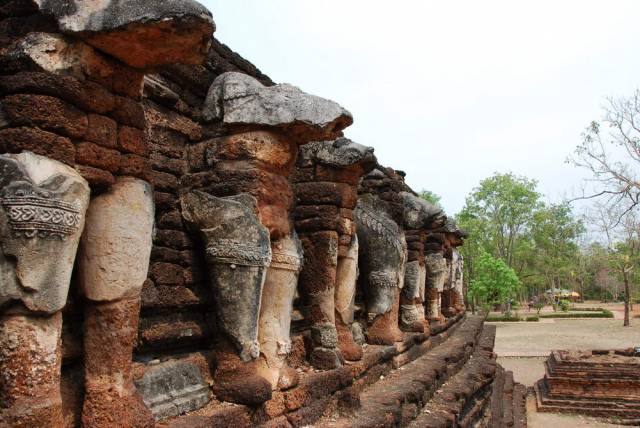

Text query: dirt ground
(490, 302), (639, 428)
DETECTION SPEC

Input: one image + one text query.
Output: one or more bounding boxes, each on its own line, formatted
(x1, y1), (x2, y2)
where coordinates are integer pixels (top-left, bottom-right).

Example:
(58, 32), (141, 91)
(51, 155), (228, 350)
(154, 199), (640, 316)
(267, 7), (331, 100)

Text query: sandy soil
(490, 318), (640, 357)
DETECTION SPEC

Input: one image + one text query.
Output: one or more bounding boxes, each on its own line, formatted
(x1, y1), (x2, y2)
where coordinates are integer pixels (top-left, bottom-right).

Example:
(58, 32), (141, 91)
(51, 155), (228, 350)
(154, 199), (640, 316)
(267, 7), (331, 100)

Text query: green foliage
(419, 190), (442, 208)
(457, 172), (585, 303)
(558, 299), (570, 312)
(468, 251), (521, 308)
(526, 316), (539, 322)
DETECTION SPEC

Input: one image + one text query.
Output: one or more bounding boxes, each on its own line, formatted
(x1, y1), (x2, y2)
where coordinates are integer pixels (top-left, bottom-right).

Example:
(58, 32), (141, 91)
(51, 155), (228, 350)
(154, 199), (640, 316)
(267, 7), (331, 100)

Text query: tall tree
(571, 90), (640, 216)
(458, 173), (541, 268)
(571, 90), (640, 326)
(468, 251), (521, 311)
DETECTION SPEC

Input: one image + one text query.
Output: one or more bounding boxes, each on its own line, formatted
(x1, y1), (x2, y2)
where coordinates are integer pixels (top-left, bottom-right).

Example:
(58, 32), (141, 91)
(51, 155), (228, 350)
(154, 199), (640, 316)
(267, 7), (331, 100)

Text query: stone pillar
(335, 235), (362, 361)
(77, 178), (154, 427)
(292, 138), (376, 367)
(0, 153), (90, 427)
(185, 72), (351, 402)
(400, 192), (443, 334)
(258, 234), (303, 390)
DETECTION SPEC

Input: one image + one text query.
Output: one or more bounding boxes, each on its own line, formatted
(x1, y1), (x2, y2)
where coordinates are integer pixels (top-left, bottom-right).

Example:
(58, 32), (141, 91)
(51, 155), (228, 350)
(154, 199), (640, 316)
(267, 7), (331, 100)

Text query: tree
(468, 251), (521, 312)
(585, 203), (638, 327)
(458, 173), (541, 268)
(571, 91), (640, 326)
(570, 90), (640, 218)
(419, 190), (442, 208)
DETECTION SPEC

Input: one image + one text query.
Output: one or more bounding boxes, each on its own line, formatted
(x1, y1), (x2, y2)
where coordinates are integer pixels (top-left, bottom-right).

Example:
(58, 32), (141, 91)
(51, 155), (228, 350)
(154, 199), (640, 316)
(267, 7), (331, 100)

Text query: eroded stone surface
(258, 234), (303, 389)
(203, 72), (352, 141)
(135, 360), (210, 421)
(29, 0), (214, 68)
(78, 177), (154, 302)
(0, 151), (90, 314)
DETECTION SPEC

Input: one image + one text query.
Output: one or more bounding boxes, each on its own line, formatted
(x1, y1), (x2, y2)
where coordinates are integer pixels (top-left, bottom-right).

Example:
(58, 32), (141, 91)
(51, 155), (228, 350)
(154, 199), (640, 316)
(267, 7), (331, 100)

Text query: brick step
(485, 367), (527, 428)
(535, 380), (640, 419)
(313, 315), (488, 428)
(407, 324), (497, 428)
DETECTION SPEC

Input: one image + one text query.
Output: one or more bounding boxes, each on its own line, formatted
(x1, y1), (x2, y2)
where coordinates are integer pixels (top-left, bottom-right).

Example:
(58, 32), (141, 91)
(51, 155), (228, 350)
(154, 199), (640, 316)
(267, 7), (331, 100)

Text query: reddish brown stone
(110, 96), (146, 129)
(0, 71), (115, 114)
(149, 262), (185, 286)
(157, 210), (184, 229)
(118, 125), (149, 156)
(149, 170), (179, 192)
(154, 229), (192, 250)
(150, 152), (186, 175)
(0, 126), (75, 165)
(85, 114), (117, 148)
(82, 298), (154, 428)
(154, 191), (179, 212)
(118, 154), (150, 179)
(74, 164), (116, 189)
(1, 94), (87, 139)
(75, 142), (121, 173)
(294, 182), (358, 209)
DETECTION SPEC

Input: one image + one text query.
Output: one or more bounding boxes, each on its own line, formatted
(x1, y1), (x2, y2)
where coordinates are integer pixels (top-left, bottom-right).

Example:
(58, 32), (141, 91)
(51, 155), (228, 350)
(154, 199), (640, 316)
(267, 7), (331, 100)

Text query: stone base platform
(534, 349), (640, 426)
(155, 312), (471, 427)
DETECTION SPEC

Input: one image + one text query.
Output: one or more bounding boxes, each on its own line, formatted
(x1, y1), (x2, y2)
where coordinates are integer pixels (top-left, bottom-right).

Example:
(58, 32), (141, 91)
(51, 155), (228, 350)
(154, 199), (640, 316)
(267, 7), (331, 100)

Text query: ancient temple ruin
(0, 1), (525, 427)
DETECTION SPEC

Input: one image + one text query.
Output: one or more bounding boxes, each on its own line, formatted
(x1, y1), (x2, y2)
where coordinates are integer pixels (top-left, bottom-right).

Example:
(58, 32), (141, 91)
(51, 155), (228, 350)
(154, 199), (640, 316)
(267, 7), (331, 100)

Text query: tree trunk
(623, 269), (631, 327)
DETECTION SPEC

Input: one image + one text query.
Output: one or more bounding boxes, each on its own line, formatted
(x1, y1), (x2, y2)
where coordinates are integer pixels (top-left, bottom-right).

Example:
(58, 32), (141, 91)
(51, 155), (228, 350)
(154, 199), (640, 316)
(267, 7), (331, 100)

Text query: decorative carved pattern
(355, 204), (404, 252)
(271, 250), (302, 271)
(369, 271), (398, 288)
(1, 194), (82, 240)
(207, 239), (271, 267)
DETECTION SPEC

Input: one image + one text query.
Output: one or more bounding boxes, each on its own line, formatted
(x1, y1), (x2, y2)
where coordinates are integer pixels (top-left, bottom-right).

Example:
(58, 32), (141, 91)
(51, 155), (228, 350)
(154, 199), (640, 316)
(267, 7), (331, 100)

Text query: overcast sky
(203, 0), (640, 215)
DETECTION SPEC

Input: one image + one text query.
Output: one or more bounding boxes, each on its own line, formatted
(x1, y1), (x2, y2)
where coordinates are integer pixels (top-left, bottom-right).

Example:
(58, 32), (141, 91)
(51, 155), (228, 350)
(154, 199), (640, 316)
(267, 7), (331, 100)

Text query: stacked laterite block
(535, 350), (640, 424)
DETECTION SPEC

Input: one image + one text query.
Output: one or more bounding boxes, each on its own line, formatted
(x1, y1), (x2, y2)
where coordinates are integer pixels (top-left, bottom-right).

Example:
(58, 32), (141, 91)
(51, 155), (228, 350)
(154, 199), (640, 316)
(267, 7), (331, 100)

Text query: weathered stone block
(0, 126), (75, 165)
(76, 141), (121, 173)
(85, 114), (118, 148)
(119, 125), (149, 156)
(135, 360), (210, 421)
(1, 93), (87, 139)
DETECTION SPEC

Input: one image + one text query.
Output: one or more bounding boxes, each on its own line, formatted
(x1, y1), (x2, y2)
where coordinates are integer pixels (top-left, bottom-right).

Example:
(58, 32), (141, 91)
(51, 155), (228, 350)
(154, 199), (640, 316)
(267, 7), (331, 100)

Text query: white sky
(202, 0), (640, 215)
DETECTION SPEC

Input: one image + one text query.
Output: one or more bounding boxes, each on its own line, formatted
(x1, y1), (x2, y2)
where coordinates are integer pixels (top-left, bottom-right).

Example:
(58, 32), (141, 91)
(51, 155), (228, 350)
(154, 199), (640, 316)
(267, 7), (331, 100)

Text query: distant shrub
(486, 315), (521, 322)
(525, 316), (539, 322)
(569, 307), (604, 312)
(559, 299), (570, 312)
(539, 311), (613, 319)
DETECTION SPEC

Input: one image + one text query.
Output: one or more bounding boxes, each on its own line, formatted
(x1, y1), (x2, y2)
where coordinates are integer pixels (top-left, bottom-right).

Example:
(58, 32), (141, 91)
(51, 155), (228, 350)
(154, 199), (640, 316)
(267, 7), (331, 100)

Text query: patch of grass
(540, 310), (614, 319)
(525, 316), (539, 322)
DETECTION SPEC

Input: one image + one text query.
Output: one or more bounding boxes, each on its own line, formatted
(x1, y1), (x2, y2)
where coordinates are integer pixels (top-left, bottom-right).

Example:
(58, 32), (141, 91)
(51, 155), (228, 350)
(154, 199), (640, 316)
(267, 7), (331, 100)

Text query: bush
(533, 302), (545, 314)
(568, 307), (604, 312)
(486, 315), (522, 322)
(539, 310), (614, 319)
(525, 316), (539, 322)
(558, 299), (570, 312)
